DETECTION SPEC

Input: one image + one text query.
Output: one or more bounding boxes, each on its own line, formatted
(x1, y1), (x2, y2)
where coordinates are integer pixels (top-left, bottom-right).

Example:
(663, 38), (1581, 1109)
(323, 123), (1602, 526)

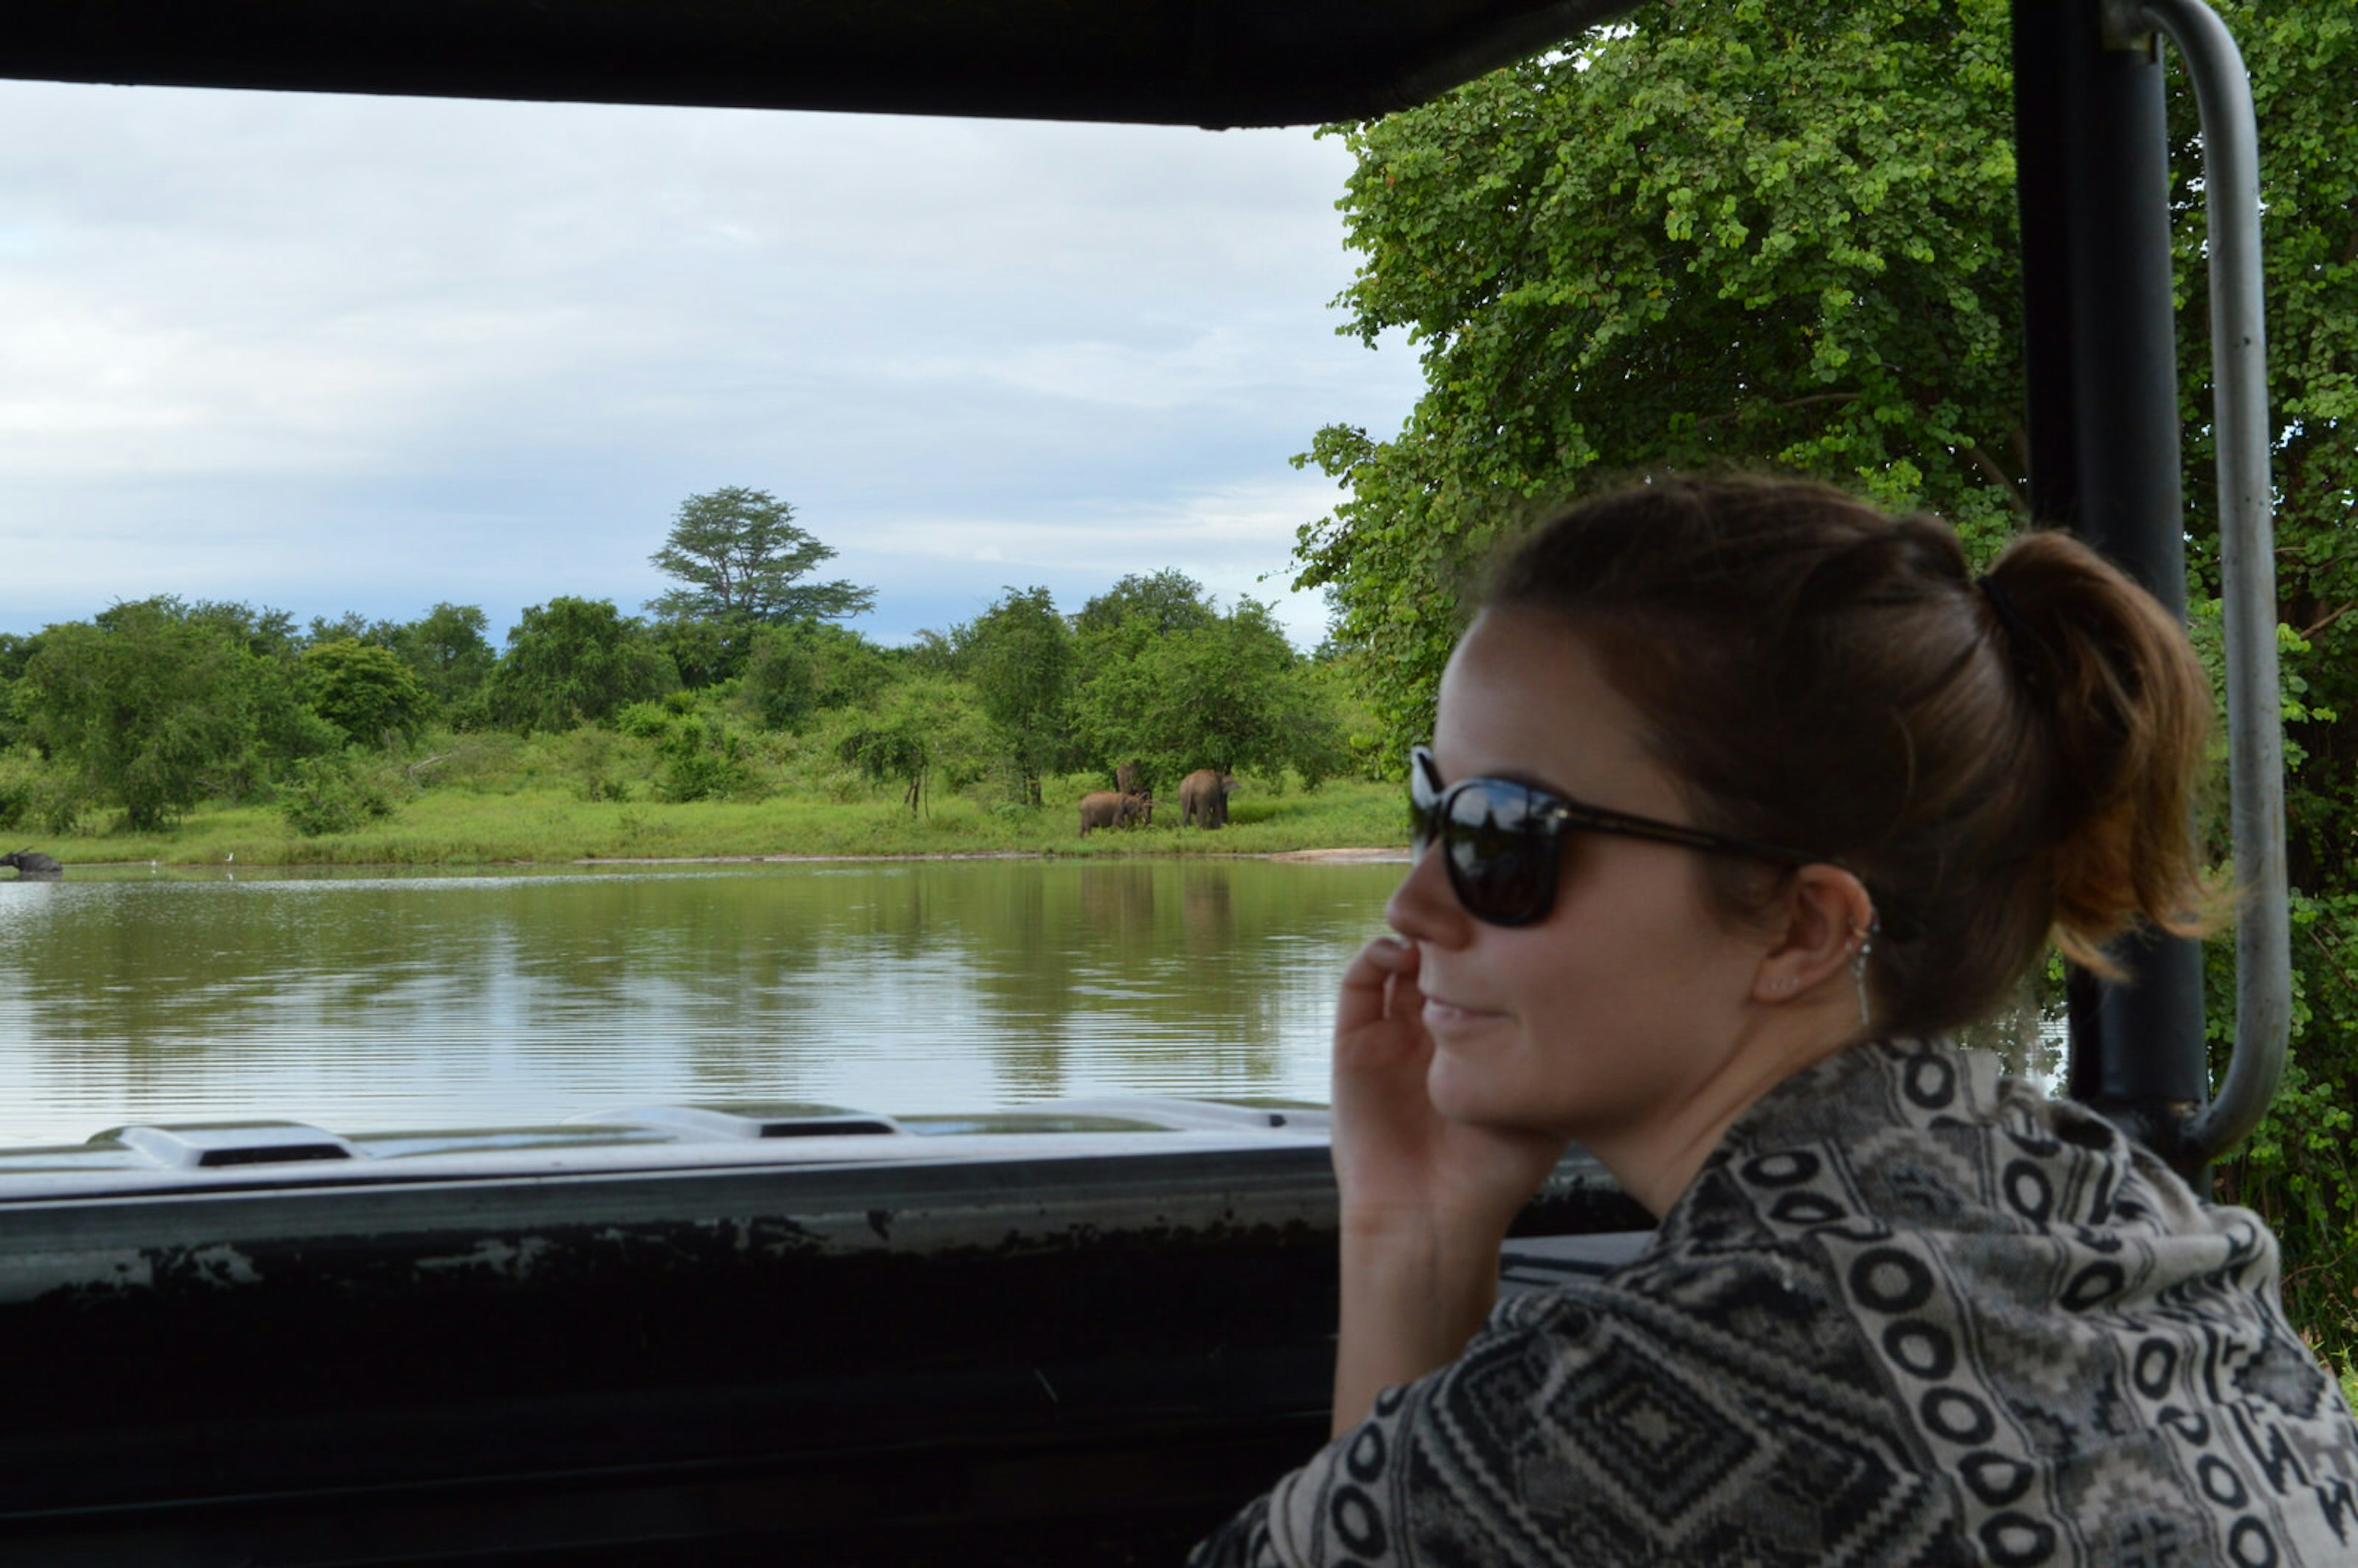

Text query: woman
(1191, 477), (2358, 1566)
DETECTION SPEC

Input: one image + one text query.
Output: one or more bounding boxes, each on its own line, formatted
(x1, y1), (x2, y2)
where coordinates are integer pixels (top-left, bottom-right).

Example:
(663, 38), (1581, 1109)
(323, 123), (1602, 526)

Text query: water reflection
(0, 860), (1403, 1143)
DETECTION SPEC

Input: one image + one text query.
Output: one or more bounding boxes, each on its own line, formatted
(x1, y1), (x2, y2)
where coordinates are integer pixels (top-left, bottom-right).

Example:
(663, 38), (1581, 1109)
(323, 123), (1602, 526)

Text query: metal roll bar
(2121, 0), (2289, 1162)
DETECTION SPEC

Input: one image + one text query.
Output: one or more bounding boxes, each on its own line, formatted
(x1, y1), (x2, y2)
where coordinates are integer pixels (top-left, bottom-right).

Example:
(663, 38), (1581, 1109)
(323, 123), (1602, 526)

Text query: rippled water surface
(0, 859), (1403, 1144)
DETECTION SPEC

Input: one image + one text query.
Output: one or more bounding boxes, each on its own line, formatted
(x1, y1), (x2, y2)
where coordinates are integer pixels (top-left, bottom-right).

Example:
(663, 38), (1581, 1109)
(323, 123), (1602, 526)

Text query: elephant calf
(1179, 770), (1237, 829)
(2, 849), (63, 879)
(1078, 791), (1150, 834)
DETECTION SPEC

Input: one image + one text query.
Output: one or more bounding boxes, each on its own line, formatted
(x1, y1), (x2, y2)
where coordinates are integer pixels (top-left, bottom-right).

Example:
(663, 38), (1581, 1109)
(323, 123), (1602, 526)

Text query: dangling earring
(1851, 920), (1877, 1031)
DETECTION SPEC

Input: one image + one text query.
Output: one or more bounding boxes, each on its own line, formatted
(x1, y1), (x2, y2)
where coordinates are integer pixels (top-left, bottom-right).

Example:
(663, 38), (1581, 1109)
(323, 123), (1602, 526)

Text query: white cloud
(0, 80), (1419, 646)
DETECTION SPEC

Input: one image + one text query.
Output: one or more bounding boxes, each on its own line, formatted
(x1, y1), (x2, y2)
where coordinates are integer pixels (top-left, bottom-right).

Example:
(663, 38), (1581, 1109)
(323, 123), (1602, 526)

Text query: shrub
(279, 752), (402, 837)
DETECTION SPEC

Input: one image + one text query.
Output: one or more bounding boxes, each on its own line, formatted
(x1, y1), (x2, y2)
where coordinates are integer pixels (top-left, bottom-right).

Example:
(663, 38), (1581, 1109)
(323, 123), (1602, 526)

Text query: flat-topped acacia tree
(646, 487), (876, 627)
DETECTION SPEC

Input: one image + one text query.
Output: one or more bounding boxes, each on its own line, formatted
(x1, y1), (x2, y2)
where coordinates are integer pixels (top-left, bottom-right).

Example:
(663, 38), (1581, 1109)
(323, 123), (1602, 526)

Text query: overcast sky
(0, 79), (1425, 651)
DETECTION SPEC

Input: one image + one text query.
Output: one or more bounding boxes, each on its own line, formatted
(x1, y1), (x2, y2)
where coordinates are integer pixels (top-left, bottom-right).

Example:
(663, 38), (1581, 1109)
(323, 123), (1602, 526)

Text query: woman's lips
(1422, 996), (1501, 1031)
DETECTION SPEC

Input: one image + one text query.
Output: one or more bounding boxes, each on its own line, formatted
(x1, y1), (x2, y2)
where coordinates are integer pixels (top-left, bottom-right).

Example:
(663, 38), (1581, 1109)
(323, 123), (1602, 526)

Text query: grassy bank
(39, 771), (1407, 868)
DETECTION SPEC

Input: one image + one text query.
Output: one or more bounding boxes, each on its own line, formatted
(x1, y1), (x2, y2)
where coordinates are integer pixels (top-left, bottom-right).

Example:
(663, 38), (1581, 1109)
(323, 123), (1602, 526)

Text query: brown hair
(1484, 475), (2217, 1036)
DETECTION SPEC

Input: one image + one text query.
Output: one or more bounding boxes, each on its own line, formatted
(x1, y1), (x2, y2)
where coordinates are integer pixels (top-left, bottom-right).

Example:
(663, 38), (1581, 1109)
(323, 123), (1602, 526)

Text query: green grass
(38, 772), (1408, 868)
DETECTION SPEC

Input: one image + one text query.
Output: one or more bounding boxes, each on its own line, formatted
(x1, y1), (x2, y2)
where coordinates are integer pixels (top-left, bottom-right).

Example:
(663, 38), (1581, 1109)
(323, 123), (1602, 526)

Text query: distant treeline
(0, 490), (1373, 837)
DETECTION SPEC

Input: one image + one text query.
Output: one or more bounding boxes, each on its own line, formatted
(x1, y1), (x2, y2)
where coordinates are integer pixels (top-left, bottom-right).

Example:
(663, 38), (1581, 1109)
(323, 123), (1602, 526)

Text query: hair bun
(1974, 572), (2041, 681)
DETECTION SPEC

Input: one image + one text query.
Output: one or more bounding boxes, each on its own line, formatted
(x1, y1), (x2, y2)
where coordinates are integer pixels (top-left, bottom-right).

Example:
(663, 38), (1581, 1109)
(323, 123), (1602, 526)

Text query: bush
(613, 702), (674, 741)
(0, 749), (90, 835)
(0, 748), (42, 831)
(279, 753), (402, 837)
(615, 707), (758, 804)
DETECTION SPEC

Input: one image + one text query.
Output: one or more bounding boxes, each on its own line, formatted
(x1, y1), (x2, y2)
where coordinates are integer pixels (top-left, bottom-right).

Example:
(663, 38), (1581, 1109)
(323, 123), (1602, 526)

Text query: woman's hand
(1326, 936), (1568, 1435)
(1330, 936), (1568, 1240)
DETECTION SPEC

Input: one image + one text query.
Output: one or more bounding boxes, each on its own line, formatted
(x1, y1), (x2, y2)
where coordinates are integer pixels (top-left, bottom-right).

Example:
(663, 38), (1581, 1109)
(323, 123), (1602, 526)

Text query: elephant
(1078, 791), (1150, 834)
(2, 849), (63, 879)
(1179, 770), (1237, 829)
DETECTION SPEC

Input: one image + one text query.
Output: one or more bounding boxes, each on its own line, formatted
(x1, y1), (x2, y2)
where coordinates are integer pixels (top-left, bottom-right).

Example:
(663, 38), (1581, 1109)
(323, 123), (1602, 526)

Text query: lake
(0, 857), (1406, 1146)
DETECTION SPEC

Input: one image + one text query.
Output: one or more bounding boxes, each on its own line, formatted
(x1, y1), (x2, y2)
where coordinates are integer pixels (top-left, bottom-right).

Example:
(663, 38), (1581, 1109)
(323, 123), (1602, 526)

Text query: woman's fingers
(1336, 937), (1425, 1062)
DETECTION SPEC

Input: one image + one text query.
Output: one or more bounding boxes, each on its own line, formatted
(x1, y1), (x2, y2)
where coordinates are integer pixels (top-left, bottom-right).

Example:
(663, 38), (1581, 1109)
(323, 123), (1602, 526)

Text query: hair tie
(1975, 573), (2037, 671)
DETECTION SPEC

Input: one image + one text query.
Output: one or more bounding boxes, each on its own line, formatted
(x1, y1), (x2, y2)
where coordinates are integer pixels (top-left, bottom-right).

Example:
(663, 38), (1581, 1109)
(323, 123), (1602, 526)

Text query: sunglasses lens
(1444, 780), (1556, 925)
(1407, 750), (1560, 925)
(1407, 751), (1442, 856)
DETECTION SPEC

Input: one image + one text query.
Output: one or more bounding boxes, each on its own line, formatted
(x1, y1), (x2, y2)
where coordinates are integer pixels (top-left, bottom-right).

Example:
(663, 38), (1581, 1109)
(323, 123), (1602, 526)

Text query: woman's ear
(1751, 864), (1876, 1006)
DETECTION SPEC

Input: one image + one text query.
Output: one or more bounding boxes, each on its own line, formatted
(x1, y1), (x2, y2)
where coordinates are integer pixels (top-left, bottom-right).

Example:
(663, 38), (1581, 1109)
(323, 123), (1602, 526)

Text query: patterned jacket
(1191, 1037), (2358, 1566)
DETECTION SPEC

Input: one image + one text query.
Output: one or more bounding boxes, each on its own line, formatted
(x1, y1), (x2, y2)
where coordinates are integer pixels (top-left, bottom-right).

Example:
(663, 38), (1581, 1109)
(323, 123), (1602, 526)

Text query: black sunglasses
(1408, 744), (1827, 927)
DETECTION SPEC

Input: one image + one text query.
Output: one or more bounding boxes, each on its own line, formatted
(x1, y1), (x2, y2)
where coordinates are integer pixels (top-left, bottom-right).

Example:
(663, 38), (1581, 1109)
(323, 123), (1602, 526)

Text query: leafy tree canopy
(646, 487), (876, 627)
(959, 586), (1075, 807)
(1296, 0), (2022, 759)
(302, 604), (496, 720)
(392, 604), (497, 716)
(303, 639), (431, 748)
(835, 674), (990, 816)
(1073, 597), (1345, 790)
(1073, 570), (1221, 638)
(15, 598), (264, 830)
(740, 621), (898, 732)
(486, 596), (678, 733)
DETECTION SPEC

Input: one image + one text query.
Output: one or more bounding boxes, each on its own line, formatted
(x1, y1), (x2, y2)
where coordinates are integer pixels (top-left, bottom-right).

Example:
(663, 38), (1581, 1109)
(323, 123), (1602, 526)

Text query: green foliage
(0, 633), (33, 749)
(175, 600), (341, 799)
(20, 762), (1404, 867)
(2160, 0), (2358, 1371)
(650, 616), (748, 691)
(16, 599), (266, 831)
(606, 700), (764, 802)
(961, 586), (1076, 807)
(645, 487), (876, 626)
(739, 621), (897, 732)
(1296, 0), (2023, 758)
(0, 745), (82, 834)
(278, 751), (403, 837)
(484, 597), (678, 733)
(392, 604), (497, 718)
(653, 712), (756, 804)
(303, 639), (432, 747)
(1073, 570), (1221, 638)
(834, 675), (991, 815)
(1073, 592), (1348, 790)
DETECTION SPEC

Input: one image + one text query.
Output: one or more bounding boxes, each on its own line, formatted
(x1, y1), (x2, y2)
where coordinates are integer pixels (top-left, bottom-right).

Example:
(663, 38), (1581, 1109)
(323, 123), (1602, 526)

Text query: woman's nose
(1385, 840), (1472, 947)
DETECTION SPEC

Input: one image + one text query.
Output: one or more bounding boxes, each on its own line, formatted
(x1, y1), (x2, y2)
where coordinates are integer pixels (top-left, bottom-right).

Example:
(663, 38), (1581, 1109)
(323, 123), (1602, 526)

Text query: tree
(485, 597), (678, 732)
(1295, 0), (2023, 761)
(961, 586), (1075, 807)
(836, 674), (989, 815)
(650, 616), (745, 691)
(740, 621), (897, 732)
(175, 599), (340, 792)
(303, 639), (431, 747)
(302, 605), (495, 724)
(1073, 570), (1221, 638)
(390, 604), (497, 718)
(1073, 596), (1347, 789)
(0, 632), (33, 749)
(15, 599), (262, 830)
(646, 487), (876, 626)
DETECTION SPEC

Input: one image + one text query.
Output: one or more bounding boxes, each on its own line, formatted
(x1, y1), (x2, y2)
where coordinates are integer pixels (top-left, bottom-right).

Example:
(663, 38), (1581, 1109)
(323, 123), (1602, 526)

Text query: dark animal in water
(2, 850), (61, 879)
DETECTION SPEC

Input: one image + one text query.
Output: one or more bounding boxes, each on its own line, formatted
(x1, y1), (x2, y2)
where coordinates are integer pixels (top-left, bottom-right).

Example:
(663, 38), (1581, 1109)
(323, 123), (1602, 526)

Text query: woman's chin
(1423, 1046), (1520, 1127)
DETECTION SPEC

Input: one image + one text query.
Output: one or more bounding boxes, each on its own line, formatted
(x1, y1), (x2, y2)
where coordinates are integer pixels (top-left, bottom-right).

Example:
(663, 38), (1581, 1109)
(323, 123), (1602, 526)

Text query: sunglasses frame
(1409, 744), (1827, 927)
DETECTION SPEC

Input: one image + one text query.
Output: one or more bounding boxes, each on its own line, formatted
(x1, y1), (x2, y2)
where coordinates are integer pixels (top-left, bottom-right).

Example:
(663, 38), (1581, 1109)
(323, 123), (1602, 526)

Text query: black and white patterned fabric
(1191, 1037), (2358, 1566)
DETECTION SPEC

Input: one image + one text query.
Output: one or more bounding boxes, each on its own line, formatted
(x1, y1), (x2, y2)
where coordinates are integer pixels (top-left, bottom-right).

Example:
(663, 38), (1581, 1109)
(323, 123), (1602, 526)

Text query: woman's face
(1385, 607), (1774, 1146)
